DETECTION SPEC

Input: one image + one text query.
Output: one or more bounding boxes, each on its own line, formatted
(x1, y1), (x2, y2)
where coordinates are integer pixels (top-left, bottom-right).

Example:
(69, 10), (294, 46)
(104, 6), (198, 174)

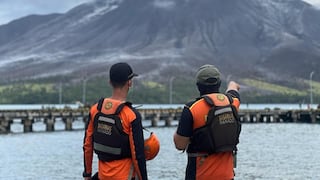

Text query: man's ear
(128, 79), (132, 87)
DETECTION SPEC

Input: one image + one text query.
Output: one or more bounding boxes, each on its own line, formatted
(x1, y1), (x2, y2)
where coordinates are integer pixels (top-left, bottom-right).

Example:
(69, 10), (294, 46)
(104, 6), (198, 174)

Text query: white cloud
(153, 0), (176, 9)
(303, 0), (320, 8)
(0, 0), (92, 25)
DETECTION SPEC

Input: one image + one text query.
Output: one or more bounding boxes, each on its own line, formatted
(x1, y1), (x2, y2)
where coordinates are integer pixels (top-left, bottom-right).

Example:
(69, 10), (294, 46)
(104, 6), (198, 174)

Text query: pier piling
(0, 107), (319, 133)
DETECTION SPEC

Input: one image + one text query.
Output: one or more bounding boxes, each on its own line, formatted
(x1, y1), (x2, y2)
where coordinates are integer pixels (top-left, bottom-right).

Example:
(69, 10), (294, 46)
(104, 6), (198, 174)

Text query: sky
(0, 0), (319, 25)
(0, 0), (92, 25)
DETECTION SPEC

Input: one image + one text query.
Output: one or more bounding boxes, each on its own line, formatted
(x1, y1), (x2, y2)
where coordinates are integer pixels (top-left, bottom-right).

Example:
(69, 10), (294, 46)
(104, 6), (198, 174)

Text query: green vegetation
(241, 78), (320, 104)
(129, 77), (199, 104)
(303, 80), (320, 95)
(0, 83), (56, 104)
(242, 79), (307, 96)
(0, 77), (319, 105)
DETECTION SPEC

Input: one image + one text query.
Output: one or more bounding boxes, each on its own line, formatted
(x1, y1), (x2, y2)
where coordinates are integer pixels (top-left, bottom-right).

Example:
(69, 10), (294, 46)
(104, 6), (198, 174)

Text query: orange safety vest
(83, 98), (144, 180)
(187, 93), (240, 180)
(189, 93), (240, 130)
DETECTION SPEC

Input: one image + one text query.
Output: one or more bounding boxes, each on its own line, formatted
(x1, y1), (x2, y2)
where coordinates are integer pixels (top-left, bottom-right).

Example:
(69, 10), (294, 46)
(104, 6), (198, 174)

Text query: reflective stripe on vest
(98, 116), (115, 124)
(214, 106), (232, 115)
(93, 142), (121, 155)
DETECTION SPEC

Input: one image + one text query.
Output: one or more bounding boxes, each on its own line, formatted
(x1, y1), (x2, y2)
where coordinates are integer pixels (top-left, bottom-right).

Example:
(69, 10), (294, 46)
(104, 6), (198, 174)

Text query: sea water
(0, 124), (320, 180)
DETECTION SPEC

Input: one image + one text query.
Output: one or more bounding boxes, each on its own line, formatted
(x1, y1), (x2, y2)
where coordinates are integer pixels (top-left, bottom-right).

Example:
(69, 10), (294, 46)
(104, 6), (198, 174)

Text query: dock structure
(238, 109), (320, 123)
(0, 107), (320, 133)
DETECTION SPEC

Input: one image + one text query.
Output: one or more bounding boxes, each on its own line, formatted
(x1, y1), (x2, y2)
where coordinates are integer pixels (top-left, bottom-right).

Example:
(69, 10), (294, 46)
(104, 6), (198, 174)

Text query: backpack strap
(114, 102), (132, 115)
(225, 94), (234, 104)
(97, 98), (105, 111)
(203, 94), (235, 120)
(202, 95), (215, 107)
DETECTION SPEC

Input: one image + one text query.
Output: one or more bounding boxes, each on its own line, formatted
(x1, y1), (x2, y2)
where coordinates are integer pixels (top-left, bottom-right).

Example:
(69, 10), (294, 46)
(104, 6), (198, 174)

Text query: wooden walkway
(0, 107), (319, 133)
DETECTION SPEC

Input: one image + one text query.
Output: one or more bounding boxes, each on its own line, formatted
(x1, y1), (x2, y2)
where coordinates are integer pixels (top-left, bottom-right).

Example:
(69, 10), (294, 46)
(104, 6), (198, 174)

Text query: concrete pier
(0, 107), (319, 133)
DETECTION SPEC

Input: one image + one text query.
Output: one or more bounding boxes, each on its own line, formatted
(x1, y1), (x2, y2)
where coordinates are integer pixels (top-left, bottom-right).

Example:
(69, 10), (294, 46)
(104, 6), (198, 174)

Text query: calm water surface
(1, 123), (320, 180)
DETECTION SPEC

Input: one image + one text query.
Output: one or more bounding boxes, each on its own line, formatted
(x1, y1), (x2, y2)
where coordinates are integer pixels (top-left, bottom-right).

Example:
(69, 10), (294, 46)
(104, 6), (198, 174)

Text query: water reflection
(0, 124), (320, 179)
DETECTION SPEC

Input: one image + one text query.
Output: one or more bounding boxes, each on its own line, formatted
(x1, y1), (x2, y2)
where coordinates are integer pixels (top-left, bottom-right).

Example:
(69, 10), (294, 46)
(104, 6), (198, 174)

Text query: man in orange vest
(174, 64), (241, 180)
(83, 62), (147, 180)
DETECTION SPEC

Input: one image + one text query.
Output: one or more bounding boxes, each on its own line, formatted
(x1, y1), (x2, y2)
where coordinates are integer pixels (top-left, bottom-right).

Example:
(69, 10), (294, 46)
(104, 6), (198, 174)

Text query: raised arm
(226, 81), (240, 92)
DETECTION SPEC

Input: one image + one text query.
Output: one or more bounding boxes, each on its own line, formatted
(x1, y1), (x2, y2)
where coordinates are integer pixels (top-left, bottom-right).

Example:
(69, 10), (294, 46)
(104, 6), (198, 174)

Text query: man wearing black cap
(83, 62), (147, 180)
(173, 64), (241, 180)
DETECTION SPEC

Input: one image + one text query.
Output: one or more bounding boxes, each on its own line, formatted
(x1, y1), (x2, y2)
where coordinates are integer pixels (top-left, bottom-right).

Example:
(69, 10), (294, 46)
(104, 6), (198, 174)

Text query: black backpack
(92, 98), (132, 161)
(188, 94), (241, 154)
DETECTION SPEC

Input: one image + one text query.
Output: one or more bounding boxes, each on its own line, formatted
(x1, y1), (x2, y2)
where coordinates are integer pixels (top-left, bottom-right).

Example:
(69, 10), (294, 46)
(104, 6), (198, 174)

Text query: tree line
(0, 77), (317, 105)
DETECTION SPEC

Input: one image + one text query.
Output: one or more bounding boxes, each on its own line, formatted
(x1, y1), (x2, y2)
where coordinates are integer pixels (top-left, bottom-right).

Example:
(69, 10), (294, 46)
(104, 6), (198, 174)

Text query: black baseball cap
(109, 62), (138, 83)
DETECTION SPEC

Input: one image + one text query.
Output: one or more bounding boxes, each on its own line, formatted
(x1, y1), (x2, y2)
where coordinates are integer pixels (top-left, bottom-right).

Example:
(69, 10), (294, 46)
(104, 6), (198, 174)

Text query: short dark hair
(110, 80), (128, 88)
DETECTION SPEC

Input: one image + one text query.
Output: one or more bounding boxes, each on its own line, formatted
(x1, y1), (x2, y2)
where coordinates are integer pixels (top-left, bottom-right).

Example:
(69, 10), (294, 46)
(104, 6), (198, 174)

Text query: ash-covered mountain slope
(0, 0), (319, 83)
